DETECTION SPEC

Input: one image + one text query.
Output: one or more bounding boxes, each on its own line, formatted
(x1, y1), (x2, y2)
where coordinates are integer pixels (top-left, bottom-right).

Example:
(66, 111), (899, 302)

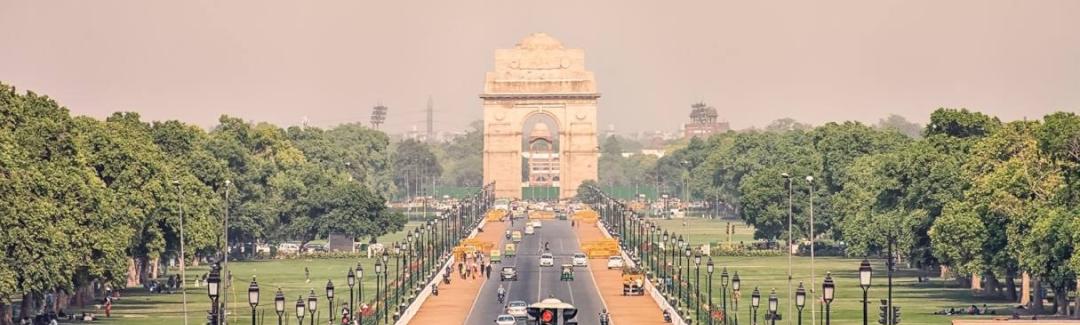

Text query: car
(540, 253), (554, 267)
(532, 220), (542, 228)
(524, 226), (535, 235)
(607, 256), (624, 269)
(495, 314), (516, 325)
(572, 253), (588, 267)
(506, 301), (528, 318)
(500, 266), (518, 281)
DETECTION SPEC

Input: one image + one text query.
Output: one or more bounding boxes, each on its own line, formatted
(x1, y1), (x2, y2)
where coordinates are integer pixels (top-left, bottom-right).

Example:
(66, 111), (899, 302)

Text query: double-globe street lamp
(326, 280), (335, 324)
(721, 268), (729, 324)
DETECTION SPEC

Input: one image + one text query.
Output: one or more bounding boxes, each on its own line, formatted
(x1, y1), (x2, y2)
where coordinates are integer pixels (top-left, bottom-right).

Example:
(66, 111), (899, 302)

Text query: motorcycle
(497, 292), (505, 304)
(599, 312), (610, 325)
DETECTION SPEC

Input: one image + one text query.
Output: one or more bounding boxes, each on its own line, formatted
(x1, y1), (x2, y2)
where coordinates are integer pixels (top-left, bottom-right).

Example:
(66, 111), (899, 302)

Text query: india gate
(482, 33), (599, 199)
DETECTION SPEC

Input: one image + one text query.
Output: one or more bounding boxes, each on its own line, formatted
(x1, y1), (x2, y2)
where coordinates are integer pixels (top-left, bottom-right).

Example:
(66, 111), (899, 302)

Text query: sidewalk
(409, 220), (506, 324)
(577, 223), (668, 325)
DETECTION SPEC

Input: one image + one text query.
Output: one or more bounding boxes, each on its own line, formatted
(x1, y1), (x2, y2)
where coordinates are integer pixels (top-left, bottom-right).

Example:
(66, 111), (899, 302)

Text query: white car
(607, 256), (624, 269)
(532, 220), (542, 228)
(506, 301), (528, 317)
(572, 253), (588, 267)
(496, 314), (516, 325)
(524, 226), (535, 235)
(540, 253), (555, 267)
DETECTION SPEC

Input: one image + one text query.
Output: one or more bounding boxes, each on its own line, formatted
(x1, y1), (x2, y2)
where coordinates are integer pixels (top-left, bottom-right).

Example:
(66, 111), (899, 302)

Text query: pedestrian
(458, 262), (464, 279)
(485, 263), (492, 279)
(304, 266), (310, 283)
(104, 296), (112, 318)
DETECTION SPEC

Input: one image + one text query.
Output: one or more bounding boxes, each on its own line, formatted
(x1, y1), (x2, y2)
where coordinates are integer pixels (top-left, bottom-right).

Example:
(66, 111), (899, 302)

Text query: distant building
(683, 102), (729, 139)
(526, 122), (560, 187)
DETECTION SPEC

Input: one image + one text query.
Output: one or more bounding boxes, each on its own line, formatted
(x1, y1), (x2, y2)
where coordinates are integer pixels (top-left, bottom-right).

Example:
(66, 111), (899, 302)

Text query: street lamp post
(347, 268), (355, 324)
(732, 272), (741, 325)
(781, 172), (793, 325)
(172, 180), (190, 325)
(795, 283), (805, 325)
(859, 259), (872, 325)
(751, 287), (760, 325)
(326, 280), (335, 324)
(375, 260), (383, 325)
(685, 246), (692, 317)
(805, 175), (816, 325)
(275, 289), (285, 325)
(695, 253), (702, 323)
(823, 273), (835, 325)
(248, 277), (260, 325)
(307, 290), (317, 325)
(707, 258), (714, 325)
(357, 264), (364, 325)
(768, 289), (778, 325)
(381, 250), (389, 325)
(295, 296), (306, 325)
(721, 268), (729, 325)
(207, 264), (221, 325)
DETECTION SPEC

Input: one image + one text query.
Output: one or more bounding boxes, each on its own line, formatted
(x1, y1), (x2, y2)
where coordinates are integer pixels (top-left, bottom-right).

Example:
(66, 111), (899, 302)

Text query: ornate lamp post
(859, 259), (872, 325)
(823, 273), (835, 325)
(685, 245), (692, 315)
(767, 289), (778, 325)
(750, 287), (760, 325)
(721, 268), (729, 324)
(707, 257), (714, 325)
(795, 283), (806, 325)
(306, 290), (317, 325)
(695, 252), (702, 323)
(381, 250), (389, 325)
(274, 289), (285, 325)
(662, 230), (670, 289)
(248, 277), (260, 325)
(375, 260), (383, 325)
(732, 272), (741, 325)
(347, 268), (355, 324)
(207, 264), (221, 325)
(326, 280), (335, 323)
(295, 296), (306, 325)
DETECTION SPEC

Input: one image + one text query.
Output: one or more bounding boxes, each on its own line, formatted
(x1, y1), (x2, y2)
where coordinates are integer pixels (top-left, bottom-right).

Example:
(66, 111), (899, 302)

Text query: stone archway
(482, 33), (599, 199)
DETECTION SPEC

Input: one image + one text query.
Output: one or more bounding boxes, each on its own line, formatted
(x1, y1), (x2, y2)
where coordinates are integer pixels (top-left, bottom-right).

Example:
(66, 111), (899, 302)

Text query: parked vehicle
(607, 256), (624, 269)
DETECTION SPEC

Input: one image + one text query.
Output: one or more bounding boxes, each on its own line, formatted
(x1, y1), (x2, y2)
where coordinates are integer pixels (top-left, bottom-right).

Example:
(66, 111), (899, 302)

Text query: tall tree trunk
(1033, 276), (1045, 314)
(1005, 270), (1018, 302)
(126, 258), (140, 287)
(150, 257), (160, 279)
(18, 294), (31, 321)
(985, 273), (1000, 297)
(0, 302), (12, 325)
(1056, 287), (1069, 315)
(1074, 281), (1080, 319)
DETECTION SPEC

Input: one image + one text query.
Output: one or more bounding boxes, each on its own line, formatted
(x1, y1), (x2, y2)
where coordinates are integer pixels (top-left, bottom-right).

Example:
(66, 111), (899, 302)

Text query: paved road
(464, 218), (606, 325)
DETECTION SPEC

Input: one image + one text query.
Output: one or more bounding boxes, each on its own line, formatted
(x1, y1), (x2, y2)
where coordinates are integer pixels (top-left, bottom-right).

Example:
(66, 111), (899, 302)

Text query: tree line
(0, 83), (409, 319)
(645, 108), (1080, 315)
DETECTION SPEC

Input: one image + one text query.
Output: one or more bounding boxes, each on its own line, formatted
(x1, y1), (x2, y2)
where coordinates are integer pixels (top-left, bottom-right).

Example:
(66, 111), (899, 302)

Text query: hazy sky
(2, 0), (1078, 133)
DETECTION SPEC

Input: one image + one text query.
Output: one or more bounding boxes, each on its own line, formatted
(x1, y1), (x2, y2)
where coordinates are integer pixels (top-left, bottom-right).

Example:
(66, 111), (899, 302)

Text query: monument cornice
(479, 93), (601, 100)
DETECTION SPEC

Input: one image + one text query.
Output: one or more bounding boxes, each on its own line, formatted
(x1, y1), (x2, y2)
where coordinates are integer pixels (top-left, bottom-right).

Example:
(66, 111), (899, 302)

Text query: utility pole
(426, 96), (434, 143)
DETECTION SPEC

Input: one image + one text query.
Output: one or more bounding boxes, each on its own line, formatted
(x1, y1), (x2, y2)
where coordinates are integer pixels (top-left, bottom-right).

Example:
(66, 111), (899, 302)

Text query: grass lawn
(648, 217), (1015, 325)
(83, 223), (427, 325)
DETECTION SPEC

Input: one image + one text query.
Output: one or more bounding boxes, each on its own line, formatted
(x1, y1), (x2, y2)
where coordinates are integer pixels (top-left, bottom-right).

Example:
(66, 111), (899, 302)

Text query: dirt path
(410, 220), (506, 324)
(577, 222), (668, 325)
